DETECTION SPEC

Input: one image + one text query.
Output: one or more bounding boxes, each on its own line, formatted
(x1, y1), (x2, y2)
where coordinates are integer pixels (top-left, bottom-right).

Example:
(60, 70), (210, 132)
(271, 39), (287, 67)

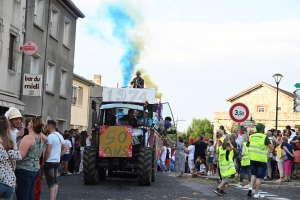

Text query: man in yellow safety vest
(247, 123), (274, 198)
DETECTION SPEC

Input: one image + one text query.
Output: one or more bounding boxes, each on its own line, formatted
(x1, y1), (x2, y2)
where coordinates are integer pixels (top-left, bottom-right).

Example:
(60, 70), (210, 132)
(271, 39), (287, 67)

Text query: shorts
(61, 154), (71, 162)
(44, 162), (60, 188)
(208, 157), (214, 164)
(250, 161), (267, 179)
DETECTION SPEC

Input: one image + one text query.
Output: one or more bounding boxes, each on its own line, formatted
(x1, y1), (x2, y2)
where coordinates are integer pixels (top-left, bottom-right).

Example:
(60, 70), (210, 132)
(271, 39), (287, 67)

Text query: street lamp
(175, 117), (186, 129)
(273, 73), (283, 131)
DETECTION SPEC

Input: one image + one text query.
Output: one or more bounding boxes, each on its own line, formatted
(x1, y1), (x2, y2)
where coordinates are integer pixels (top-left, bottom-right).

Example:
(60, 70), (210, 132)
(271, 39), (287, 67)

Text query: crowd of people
(0, 107), (92, 200)
(170, 124), (300, 198)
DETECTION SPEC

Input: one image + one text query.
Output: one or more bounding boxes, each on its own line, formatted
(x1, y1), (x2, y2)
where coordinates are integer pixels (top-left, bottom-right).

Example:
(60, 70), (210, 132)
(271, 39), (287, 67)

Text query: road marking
(231, 184), (291, 200)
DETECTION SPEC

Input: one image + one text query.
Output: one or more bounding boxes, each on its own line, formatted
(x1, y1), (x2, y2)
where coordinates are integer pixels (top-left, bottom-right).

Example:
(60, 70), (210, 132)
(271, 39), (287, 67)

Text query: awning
(0, 94), (25, 110)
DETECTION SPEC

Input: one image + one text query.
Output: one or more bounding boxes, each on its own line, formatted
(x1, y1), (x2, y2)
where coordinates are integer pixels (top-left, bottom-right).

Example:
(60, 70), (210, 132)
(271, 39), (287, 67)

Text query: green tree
(187, 118), (213, 139)
(168, 131), (190, 147)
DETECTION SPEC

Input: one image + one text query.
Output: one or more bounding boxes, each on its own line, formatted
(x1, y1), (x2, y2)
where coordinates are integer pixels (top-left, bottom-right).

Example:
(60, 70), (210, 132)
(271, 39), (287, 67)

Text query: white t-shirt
(187, 145), (195, 160)
(236, 134), (243, 146)
(161, 146), (167, 161)
(65, 140), (72, 154)
(86, 139), (91, 146)
(46, 132), (65, 162)
(10, 128), (18, 143)
(208, 146), (215, 157)
(199, 164), (206, 173)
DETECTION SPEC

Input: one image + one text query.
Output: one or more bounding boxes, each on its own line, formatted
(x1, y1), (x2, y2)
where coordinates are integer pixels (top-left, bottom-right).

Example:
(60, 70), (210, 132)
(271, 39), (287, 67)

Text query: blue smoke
(107, 5), (141, 87)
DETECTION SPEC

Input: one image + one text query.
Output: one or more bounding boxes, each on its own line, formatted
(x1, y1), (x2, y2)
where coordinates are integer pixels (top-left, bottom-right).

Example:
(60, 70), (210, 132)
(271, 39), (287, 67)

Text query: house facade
(214, 81), (300, 136)
(0, 0), (26, 115)
(20, 0), (84, 131)
(70, 74), (94, 132)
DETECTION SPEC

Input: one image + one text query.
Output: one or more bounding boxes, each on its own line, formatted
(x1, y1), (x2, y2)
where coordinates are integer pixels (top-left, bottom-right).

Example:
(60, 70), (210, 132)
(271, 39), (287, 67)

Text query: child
(193, 157), (206, 176)
(213, 139), (236, 196)
(207, 140), (215, 175)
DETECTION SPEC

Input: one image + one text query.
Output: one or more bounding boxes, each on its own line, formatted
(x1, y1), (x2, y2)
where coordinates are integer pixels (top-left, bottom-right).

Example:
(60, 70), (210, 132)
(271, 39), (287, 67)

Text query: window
(56, 120), (66, 131)
(72, 86), (77, 105)
(63, 18), (71, 46)
(46, 62), (55, 92)
(257, 107), (265, 112)
(71, 86), (83, 106)
(60, 70), (67, 96)
(77, 87), (83, 106)
(50, 6), (59, 38)
(30, 55), (40, 74)
(34, 0), (44, 27)
(8, 34), (16, 70)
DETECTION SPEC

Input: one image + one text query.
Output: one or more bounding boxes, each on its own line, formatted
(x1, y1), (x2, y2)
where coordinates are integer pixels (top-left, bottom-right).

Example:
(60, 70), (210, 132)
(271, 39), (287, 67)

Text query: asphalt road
(38, 172), (298, 200)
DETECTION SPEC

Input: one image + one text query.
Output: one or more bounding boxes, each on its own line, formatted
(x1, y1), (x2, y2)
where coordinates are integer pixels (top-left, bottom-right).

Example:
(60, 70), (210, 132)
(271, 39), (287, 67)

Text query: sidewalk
(190, 173), (300, 186)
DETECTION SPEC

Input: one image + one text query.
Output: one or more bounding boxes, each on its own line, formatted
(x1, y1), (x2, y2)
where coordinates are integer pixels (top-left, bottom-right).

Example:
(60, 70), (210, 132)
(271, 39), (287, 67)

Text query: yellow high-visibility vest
(241, 142), (250, 166)
(248, 133), (268, 163)
(219, 150), (236, 177)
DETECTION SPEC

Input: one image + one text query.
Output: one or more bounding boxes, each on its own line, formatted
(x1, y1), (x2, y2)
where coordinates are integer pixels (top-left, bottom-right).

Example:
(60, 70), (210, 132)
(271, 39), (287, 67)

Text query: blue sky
(72, 0), (300, 131)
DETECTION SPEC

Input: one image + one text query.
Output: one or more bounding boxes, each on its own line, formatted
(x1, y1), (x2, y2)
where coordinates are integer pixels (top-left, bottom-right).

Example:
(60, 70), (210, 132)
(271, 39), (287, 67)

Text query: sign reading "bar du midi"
(23, 74), (42, 96)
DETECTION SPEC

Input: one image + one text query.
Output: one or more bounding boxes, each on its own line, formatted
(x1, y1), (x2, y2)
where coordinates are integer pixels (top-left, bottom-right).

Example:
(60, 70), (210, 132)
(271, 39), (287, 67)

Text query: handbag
(6, 149), (17, 190)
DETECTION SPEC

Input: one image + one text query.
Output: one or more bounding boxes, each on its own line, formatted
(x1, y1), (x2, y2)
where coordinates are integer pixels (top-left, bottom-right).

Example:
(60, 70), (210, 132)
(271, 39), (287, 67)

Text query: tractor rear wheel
(83, 146), (99, 185)
(137, 147), (152, 186)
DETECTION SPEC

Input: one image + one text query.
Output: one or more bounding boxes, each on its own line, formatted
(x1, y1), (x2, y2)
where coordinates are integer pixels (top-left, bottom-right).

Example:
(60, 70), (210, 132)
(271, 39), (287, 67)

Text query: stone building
(0, 0), (26, 115)
(214, 81), (300, 136)
(20, 0), (84, 131)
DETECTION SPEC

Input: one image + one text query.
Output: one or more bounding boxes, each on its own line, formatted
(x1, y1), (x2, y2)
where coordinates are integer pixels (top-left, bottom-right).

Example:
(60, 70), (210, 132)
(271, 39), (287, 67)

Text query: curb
(192, 175), (300, 186)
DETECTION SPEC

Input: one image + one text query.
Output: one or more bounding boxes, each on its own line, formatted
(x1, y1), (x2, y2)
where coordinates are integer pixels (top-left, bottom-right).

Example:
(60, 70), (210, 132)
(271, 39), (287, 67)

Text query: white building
(0, 0), (26, 115)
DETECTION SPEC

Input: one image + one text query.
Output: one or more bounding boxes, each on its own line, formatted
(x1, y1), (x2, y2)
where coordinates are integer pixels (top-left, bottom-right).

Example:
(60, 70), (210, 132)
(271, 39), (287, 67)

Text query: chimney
(94, 74), (101, 85)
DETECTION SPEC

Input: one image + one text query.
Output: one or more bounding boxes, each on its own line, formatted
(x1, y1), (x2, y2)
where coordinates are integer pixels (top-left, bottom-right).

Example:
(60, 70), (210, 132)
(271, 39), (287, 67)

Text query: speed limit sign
(229, 103), (250, 123)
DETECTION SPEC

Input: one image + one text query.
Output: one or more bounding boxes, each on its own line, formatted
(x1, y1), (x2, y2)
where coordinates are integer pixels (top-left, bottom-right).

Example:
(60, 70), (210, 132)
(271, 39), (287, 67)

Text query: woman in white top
(186, 138), (195, 174)
(160, 141), (167, 172)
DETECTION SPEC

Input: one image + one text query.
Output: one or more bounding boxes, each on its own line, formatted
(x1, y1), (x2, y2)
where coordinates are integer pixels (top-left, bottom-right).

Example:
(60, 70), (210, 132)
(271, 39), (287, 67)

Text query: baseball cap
(145, 109), (149, 113)
(136, 71), (141, 75)
(204, 137), (209, 141)
(256, 123), (265, 133)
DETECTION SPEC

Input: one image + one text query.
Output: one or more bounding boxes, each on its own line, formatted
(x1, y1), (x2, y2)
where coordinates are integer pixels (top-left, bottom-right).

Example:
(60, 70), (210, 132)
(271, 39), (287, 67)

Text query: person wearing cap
(130, 71), (144, 88)
(4, 107), (24, 143)
(247, 123), (274, 198)
(186, 138), (195, 174)
(137, 110), (152, 127)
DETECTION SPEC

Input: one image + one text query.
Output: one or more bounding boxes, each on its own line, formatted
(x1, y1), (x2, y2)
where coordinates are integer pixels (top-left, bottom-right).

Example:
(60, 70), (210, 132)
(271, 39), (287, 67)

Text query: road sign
(229, 103), (250, 123)
(295, 83), (300, 88)
(22, 41), (37, 56)
(294, 89), (300, 112)
(240, 120), (255, 127)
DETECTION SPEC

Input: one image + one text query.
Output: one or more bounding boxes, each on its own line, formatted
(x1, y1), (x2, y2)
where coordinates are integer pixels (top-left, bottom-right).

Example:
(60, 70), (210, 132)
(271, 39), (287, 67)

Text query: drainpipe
(41, 0), (51, 117)
(19, 0), (29, 100)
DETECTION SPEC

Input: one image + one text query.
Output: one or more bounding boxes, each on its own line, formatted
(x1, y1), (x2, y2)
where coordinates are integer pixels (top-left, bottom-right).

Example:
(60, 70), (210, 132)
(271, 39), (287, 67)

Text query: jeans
(0, 183), (14, 200)
(15, 168), (40, 200)
(240, 166), (251, 183)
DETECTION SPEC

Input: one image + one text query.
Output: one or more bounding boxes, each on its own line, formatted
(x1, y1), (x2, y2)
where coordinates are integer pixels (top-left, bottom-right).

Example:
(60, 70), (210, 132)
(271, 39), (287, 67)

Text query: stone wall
(214, 86), (300, 138)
